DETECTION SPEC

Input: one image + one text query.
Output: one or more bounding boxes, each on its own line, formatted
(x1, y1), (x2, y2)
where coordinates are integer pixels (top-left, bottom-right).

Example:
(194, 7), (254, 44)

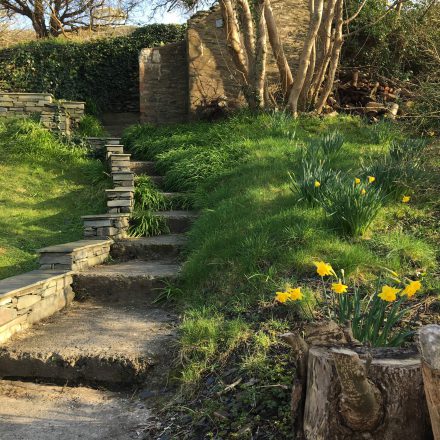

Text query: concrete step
(155, 210), (197, 233)
(130, 161), (156, 175)
(0, 298), (178, 385)
(111, 234), (187, 262)
(73, 260), (181, 299)
(37, 239), (111, 271)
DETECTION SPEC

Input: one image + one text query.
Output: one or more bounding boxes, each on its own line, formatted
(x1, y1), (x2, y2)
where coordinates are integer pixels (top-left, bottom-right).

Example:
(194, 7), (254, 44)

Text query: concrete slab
(0, 380), (155, 440)
(0, 299), (178, 384)
(37, 240), (111, 254)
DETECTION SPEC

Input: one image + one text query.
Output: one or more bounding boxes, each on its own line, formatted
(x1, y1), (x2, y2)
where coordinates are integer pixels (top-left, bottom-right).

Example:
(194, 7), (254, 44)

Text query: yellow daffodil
(402, 195), (411, 203)
(354, 177), (361, 185)
(314, 180), (321, 188)
(378, 285), (400, 302)
(402, 280), (422, 298)
(332, 281), (348, 294)
(275, 291), (290, 303)
(288, 287), (303, 301)
(361, 188), (366, 195)
(313, 261), (335, 277)
(368, 176), (376, 184)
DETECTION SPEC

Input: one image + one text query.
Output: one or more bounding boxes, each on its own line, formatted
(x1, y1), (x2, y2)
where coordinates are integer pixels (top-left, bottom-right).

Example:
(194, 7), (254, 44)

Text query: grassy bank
(0, 117), (108, 279)
(123, 113), (439, 438)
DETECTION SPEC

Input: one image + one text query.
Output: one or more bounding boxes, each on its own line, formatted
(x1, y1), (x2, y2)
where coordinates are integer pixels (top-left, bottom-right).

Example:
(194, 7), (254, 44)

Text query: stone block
(0, 315), (28, 344)
(17, 294), (41, 310)
(107, 199), (132, 207)
(0, 308), (17, 326)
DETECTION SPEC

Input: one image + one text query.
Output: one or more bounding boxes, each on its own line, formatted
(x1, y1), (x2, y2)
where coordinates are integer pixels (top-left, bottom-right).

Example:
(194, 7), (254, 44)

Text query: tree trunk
(418, 325), (440, 440)
(264, 0), (293, 100)
(32, 0), (48, 38)
(237, 0), (255, 71)
(288, 0), (324, 116)
(315, 0), (343, 114)
(252, 0), (267, 108)
(303, 346), (433, 440)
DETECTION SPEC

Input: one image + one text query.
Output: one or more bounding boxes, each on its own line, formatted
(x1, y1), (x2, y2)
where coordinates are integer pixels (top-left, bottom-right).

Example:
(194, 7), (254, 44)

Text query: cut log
(418, 325), (440, 440)
(302, 346), (433, 440)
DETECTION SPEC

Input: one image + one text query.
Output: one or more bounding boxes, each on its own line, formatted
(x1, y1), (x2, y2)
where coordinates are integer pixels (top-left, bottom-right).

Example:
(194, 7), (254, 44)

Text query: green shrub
(76, 115), (107, 137)
(318, 176), (385, 237)
(0, 25), (185, 112)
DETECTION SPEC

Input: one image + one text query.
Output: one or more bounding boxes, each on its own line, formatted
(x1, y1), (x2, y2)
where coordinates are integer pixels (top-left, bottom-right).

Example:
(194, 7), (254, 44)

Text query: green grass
(123, 112), (439, 438)
(0, 117), (108, 279)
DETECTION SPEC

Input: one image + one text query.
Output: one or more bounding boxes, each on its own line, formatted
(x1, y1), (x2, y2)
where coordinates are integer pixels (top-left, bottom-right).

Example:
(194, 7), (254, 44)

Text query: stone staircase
(0, 137), (196, 439)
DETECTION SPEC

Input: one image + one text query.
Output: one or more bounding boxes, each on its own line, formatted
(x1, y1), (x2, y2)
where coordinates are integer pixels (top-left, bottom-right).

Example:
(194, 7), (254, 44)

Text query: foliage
(0, 25), (185, 112)
(76, 115), (107, 137)
(315, 130), (344, 157)
(0, 117), (108, 278)
(318, 175), (386, 237)
(128, 175), (169, 237)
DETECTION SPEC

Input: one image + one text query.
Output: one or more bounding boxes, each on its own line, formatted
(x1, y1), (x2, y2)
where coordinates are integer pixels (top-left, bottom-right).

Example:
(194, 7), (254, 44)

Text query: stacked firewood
(326, 69), (414, 119)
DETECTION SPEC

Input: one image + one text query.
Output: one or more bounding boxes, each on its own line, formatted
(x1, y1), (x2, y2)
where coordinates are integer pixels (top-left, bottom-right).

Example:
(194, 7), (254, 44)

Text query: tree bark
(253, 0), (267, 108)
(264, 0), (293, 100)
(303, 346), (432, 439)
(237, 0), (255, 71)
(315, 0), (343, 114)
(288, 0), (324, 117)
(418, 325), (440, 440)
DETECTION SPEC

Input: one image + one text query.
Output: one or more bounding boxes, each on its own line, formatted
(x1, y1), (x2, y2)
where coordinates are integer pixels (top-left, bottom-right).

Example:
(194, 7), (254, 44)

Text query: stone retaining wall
(0, 270), (74, 344)
(0, 92), (85, 134)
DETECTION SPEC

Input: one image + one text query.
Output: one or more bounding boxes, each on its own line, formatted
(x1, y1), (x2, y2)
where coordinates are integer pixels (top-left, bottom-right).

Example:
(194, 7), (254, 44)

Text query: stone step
(38, 239), (111, 271)
(149, 175), (165, 188)
(155, 210), (197, 233)
(0, 297), (178, 385)
(111, 234), (187, 261)
(130, 161), (156, 175)
(73, 260), (181, 299)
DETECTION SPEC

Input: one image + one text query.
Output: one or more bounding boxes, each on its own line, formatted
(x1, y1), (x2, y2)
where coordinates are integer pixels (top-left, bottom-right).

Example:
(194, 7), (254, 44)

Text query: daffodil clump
(275, 260), (424, 347)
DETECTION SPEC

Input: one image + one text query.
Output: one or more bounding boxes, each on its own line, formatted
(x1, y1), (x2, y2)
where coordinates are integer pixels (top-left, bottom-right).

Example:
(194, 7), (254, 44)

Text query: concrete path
(0, 380), (158, 440)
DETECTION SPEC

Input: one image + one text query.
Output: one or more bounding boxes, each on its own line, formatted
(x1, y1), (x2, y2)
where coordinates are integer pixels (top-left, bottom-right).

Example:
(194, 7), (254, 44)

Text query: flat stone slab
(0, 270), (72, 300)
(82, 213), (130, 219)
(155, 210), (198, 233)
(0, 297), (178, 384)
(37, 239), (111, 254)
(0, 380), (153, 440)
(84, 260), (181, 277)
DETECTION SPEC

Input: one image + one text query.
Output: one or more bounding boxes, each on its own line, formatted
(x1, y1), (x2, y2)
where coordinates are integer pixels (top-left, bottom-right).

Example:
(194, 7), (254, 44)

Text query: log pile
(326, 69), (413, 119)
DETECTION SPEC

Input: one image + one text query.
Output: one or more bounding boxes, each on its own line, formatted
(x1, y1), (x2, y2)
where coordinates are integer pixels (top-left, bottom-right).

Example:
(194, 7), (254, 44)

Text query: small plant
(316, 130), (344, 157)
(275, 261), (424, 347)
(368, 119), (396, 144)
(318, 175), (385, 236)
(289, 155), (335, 205)
(128, 210), (169, 237)
(389, 138), (428, 162)
(134, 175), (168, 211)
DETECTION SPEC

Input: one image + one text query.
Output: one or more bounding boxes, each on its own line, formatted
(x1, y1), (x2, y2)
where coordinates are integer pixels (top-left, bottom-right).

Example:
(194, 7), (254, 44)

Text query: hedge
(0, 25), (186, 113)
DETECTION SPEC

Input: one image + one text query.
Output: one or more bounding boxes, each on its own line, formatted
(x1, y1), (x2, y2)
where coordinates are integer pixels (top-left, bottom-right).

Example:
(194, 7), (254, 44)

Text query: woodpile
(325, 69), (414, 120)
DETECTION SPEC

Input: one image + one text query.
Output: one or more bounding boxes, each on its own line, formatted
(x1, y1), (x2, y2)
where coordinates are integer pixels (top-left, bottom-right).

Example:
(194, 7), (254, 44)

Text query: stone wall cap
(82, 213), (130, 219)
(0, 269), (73, 299)
(37, 239), (112, 254)
(105, 187), (135, 192)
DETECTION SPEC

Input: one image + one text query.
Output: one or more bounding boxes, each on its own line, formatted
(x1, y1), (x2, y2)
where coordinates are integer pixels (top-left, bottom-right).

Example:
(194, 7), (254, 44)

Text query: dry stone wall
(0, 92), (85, 134)
(139, 41), (188, 124)
(139, 1), (309, 123)
(0, 270), (74, 343)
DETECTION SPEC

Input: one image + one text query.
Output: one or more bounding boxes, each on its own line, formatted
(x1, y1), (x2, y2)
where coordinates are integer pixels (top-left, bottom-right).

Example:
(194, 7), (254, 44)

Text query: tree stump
(418, 325), (440, 440)
(302, 346), (433, 440)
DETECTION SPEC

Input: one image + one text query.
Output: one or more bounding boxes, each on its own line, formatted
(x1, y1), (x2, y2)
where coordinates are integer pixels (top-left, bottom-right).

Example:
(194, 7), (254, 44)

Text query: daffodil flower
(378, 285), (401, 302)
(314, 180), (321, 188)
(368, 176), (376, 184)
(288, 287), (303, 301)
(354, 178), (361, 185)
(275, 291), (290, 303)
(361, 188), (366, 195)
(402, 195), (411, 203)
(402, 280), (422, 298)
(331, 281), (348, 294)
(313, 261), (335, 277)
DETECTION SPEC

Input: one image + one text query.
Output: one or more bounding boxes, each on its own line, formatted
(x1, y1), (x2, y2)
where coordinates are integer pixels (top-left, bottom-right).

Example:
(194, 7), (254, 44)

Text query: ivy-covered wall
(0, 25), (185, 114)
